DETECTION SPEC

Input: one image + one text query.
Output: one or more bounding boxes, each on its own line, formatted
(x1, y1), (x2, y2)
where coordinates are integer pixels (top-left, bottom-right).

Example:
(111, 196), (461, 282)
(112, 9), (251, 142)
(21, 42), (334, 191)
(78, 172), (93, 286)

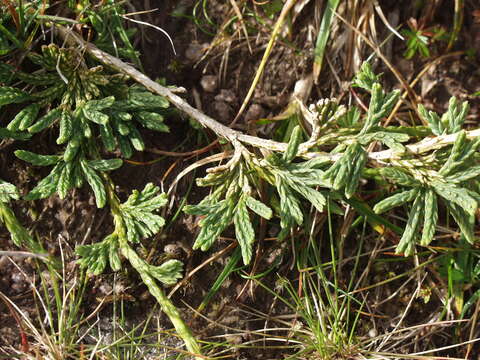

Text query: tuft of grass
(4, 246), (92, 359)
(278, 205), (367, 360)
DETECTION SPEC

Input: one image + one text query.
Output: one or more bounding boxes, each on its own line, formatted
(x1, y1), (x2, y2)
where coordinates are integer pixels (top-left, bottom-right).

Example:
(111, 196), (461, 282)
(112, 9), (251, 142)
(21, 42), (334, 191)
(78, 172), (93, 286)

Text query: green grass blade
(447, 0), (464, 51)
(313, 0), (340, 82)
(345, 197), (403, 236)
(196, 247), (243, 314)
(0, 23), (23, 49)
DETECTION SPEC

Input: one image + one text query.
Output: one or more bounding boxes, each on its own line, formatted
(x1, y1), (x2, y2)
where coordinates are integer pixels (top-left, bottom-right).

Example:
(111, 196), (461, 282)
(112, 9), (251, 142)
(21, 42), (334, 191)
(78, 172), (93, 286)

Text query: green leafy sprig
(15, 150), (122, 208)
(185, 143), (273, 265)
(3, 44), (170, 205)
(4, 45), (170, 152)
(322, 64), (402, 198)
(76, 183), (182, 284)
(185, 126), (335, 263)
(74, 179), (202, 357)
(374, 129), (480, 254)
(0, 180), (33, 248)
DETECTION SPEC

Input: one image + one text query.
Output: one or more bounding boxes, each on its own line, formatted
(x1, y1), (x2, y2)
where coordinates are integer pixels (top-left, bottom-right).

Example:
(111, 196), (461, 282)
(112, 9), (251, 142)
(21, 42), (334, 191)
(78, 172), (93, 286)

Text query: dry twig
(56, 26), (480, 164)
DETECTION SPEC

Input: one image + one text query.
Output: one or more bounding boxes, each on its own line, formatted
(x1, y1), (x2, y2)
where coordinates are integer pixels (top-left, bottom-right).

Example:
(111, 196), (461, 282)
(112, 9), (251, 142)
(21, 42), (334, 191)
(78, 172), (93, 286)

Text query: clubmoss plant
(181, 62), (480, 259)
(0, 2), (202, 357)
(2, 1), (480, 358)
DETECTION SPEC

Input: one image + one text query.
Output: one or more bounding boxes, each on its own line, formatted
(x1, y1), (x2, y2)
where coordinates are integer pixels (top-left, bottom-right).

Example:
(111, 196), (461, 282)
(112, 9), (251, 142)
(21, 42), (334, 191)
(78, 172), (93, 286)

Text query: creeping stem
(103, 176), (204, 360)
(57, 26), (480, 163)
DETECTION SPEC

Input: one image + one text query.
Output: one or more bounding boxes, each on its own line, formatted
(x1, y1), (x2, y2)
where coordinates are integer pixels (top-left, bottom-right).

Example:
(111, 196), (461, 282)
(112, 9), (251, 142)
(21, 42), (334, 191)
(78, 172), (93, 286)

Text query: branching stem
(56, 26), (480, 164)
(102, 176), (204, 360)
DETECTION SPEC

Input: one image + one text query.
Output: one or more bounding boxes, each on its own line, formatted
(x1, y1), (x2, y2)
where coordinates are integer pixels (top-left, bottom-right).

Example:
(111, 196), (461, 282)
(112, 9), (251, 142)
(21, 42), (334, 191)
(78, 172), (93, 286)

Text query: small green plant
(6, 44), (169, 206)
(0, 179), (34, 248)
(401, 18), (446, 59)
(437, 239), (480, 315)
(285, 229), (363, 359)
(374, 97), (479, 254)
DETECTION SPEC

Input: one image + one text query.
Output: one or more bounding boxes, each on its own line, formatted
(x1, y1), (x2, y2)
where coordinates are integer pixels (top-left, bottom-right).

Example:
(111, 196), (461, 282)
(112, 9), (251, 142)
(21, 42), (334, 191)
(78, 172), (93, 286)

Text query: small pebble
(11, 272), (23, 283)
(185, 42), (208, 62)
(215, 89), (237, 104)
(244, 103), (265, 122)
(99, 283), (113, 295)
(200, 75), (218, 93)
(164, 244), (182, 258)
(214, 101), (232, 121)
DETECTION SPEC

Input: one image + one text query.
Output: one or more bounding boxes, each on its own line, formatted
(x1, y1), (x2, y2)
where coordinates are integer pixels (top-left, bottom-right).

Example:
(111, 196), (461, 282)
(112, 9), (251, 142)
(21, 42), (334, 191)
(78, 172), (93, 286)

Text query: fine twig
(0, 250), (48, 259)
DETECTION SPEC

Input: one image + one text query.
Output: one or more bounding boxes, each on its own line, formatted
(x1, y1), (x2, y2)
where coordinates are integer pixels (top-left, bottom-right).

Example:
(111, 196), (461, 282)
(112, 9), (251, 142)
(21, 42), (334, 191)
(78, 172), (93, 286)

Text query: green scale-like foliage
(15, 150), (122, 208)
(185, 63), (480, 260)
(3, 45), (170, 150)
(185, 126), (337, 265)
(76, 183), (182, 285)
(374, 128), (480, 254)
(184, 161), (274, 265)
(0, 44), (170, 207)
(0, 179), (33, 248)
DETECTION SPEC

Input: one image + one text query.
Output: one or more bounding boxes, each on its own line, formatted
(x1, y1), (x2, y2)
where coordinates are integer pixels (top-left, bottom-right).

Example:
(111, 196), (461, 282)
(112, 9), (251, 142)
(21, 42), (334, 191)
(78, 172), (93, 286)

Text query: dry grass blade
(0, 289), (30, 353)
(373, 0), (404, 41)
(465, 297), (480, 359)
(168, 242), (237, 298)
(368, 353), (466, 360)
(385, 51), (464, 125)
(121, 15), (177, 55)
(231, 0), (298, 125)
(228, 0), (252, 54)
(334, 9), (421, 119)
(146, 139), (219, 157)
(0, 250), (48, 259)
(167, 151), (232, 195)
